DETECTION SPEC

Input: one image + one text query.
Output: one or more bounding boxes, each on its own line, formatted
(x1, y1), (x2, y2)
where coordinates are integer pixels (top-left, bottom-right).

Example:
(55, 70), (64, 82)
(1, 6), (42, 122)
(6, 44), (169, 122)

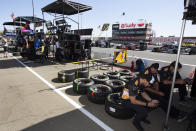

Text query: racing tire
(58, 70), (75, 83)
(90, 74), (109, 84)
(73, 78), (94, 94)
(75, 68), (89, 79)
(119, 75), (134, 83)
(13, 52), (21, 56)
(105, 79), (126, 93)
(119, 69), (132, 76)
(87, 84), (112, 104)
(104, 71), (121, 79)
(105, 93), (135, 119)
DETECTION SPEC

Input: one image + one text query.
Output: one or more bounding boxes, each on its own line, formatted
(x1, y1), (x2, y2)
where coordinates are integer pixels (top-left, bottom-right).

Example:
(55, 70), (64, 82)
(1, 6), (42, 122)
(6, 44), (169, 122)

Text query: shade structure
(14, 16), (45, 23)
(3, 22), (25, 26)
(41, 0), (92, 15)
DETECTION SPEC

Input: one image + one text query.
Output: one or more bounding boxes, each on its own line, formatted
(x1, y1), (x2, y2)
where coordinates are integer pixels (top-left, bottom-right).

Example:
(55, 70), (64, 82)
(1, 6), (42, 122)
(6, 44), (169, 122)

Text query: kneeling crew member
(159, 61), (187, 104)
(141, 63), (164, 96)
(126, 74), (159, 131)
(142, 63), (187, 122)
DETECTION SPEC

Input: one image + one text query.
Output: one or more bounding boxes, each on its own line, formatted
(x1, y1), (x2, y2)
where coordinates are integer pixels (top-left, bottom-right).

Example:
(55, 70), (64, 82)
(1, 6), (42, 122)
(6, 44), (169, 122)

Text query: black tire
(76, 68), (89, 79)
(120, 75), (134, 83)
(104, 71), (120, 79)
(105, 93), (135, 119)
(73, 78), (94, 94)
(58, 70), (75, 83)
(99, 65), (110, 70)
(105, 79), (126, 93)
(90, 74), (109, 84)
(119, 69), (131, 76)
(13, 52), (21, 56)
(87, 84), (112, 104)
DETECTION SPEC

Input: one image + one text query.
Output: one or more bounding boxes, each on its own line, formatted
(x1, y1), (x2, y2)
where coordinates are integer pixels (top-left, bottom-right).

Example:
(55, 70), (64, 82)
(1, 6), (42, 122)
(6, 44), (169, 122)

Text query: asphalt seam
(11, 55), (113, 131)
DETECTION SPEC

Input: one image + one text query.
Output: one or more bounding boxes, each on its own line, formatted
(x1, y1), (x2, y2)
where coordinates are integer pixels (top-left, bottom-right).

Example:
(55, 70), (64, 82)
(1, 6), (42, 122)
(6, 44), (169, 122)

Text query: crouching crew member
(124, 74), (159, 131)
(142, 63), (187, 122)
(159, 61), (187, 105)
(141, 63), (164, 96)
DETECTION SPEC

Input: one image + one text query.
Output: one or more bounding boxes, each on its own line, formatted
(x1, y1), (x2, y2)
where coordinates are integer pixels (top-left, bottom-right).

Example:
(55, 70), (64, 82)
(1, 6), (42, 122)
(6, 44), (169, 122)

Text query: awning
(71, 28), (93, 35)
(14, 16), (45, 23)
(41, 0), (92, 15)
(3, 22), (25, 26)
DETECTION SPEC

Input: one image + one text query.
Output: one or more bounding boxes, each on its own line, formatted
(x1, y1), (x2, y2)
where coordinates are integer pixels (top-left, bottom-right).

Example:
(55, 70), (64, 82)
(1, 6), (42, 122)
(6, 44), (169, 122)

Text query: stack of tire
(58, 70), (75, 83)
(105, 79), (126, 93)
(119, 75), (132, 83)
(104, 71), (120, 80)
(75, 68), (89, 79)
(105, 93), (135, 119)
(58, 68), (89, 83)
(73, 78), (94, 94)
(118, 69), (137, 84)
(87, 84), (112, 104)
(118, 69), (132, 76)
(90, 74), (109, 84)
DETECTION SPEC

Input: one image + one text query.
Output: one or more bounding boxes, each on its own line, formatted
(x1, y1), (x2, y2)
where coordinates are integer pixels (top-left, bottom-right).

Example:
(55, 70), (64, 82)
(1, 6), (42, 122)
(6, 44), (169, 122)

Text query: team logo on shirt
(144, 70), (149, 75)
(135, 80), (138, 86)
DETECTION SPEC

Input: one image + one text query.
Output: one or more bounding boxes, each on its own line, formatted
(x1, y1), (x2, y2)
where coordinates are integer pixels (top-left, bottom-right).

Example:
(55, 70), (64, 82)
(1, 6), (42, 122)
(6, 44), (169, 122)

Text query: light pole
(163, 0), (190, 130)
(32, 0), (35, 18)
(32, 0), (35, 32)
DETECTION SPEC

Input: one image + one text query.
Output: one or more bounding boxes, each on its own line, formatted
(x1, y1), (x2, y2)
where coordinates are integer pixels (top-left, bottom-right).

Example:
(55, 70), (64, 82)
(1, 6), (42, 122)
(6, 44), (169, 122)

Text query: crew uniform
(142, 66), (183, 119)
(126, 78), (150, 124)
(142, 67), (159, 88)
(159, 66), (187, 101)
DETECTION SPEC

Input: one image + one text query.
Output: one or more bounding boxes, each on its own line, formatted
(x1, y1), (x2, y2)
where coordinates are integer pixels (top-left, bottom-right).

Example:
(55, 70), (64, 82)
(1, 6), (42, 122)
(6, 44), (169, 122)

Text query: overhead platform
(41, 0), (92, 15)
(71, 28), (93, 36)
(3, 22), (25, 26)
(14, 16), (45, 23)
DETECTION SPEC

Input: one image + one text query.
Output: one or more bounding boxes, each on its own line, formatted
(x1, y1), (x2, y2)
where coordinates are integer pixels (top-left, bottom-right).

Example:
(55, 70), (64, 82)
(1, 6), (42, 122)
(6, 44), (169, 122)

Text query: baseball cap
(151, 63), (159, 70)
(170, 61), (182, 69)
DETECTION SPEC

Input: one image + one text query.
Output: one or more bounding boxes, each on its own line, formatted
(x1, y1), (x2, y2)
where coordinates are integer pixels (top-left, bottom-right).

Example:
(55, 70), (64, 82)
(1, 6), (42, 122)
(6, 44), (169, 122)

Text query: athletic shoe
(177, 112), (188, 123)
(133, 120), (144, 131)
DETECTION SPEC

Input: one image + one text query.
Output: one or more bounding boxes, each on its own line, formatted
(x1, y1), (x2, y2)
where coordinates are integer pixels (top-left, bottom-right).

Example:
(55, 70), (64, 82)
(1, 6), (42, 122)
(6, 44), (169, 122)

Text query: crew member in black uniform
(141, 63), (164, 96)
(159, 61), (187, 105)
(126, 74), (159, 131)
(142, 63), (187, 122)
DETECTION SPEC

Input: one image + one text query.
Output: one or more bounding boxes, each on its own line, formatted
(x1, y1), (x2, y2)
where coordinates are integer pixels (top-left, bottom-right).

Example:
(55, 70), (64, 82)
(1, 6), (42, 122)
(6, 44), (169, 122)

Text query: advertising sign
(113, 50), (127, 64)
(102, 24), (110, 31)
(120, 22), (146, 29)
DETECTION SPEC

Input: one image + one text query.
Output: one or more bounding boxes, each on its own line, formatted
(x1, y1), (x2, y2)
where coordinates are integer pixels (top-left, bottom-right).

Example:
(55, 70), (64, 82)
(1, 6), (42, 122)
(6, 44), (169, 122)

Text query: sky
(0, 0), (196, 37)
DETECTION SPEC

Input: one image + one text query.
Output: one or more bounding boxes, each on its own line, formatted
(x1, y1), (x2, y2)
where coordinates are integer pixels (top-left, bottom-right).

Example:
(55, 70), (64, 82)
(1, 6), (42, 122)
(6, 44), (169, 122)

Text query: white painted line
(12, 56), (114, 131)
(127, 55), (196, 67)
(56, 85), (73, 91)
(101, 57), (113, 60)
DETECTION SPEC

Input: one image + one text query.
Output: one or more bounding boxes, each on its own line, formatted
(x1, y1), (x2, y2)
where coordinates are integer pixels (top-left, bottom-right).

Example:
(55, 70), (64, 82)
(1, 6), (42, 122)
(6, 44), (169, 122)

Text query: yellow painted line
(66, 59), (99, 65)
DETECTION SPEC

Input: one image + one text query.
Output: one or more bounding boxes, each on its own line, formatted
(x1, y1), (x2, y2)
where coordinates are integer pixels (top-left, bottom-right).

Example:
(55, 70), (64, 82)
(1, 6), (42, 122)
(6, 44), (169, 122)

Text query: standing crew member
(2, 35), (8, 58)
(125, 74), (159, 131)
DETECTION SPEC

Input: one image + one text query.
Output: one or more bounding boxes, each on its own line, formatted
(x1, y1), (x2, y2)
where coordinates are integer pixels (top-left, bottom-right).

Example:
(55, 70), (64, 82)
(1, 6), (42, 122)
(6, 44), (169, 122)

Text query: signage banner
(112, 24), (119, 30)
(114, 50), (127, 64)
(120, 22), (146, 29)
(102, 23), (110, 31)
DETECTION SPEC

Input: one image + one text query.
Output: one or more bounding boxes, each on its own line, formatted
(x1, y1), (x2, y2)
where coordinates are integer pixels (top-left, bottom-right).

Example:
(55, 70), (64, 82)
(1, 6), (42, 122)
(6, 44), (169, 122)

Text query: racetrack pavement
(0, 48), (191, 131)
